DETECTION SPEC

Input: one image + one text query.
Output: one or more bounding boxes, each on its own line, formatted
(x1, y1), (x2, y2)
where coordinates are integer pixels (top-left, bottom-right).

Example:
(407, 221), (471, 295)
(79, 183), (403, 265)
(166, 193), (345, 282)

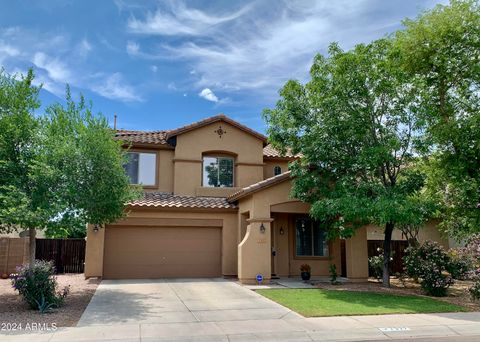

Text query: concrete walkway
(2, 279), (480, 341)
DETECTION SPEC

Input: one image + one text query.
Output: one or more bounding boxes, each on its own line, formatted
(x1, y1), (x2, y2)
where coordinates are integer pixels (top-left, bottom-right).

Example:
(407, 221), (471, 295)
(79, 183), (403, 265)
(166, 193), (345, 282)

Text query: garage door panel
(103, 226), (222, 279)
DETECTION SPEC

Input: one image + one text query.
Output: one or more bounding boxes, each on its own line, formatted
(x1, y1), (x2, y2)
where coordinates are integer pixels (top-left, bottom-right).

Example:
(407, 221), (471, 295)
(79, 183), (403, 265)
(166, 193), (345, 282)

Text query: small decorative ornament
(214, 125), (227, 138)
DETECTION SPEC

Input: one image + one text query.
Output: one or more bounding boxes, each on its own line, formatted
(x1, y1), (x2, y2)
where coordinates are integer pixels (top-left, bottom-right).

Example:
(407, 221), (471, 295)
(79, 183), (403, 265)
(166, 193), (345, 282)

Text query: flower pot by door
(301, 272), (311, 281)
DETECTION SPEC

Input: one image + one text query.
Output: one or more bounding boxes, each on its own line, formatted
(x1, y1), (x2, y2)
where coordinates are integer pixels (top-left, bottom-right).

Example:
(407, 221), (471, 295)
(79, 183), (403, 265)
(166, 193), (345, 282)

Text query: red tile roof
(115, 130), (169, 145)
(227, 171), (292, 202)
(129, 192), (237, 209)
(263, 144), (299, 159)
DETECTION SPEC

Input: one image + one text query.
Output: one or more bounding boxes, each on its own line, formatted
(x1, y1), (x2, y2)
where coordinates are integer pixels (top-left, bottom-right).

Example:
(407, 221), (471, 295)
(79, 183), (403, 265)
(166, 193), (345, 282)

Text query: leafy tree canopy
(0, 69), (140, 258)
(264, 38), (435, 286)
(395, 0), (480, 238)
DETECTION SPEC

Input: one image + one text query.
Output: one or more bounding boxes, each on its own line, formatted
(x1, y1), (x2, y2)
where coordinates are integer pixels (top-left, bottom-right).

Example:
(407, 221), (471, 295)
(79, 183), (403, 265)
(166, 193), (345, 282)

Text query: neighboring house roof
(115, 130), (169, 145)
(166, 114), (268, 144)
(227, 171), (292, 202)
(263, 144), (298, 159)
(129, 192), (237, 210)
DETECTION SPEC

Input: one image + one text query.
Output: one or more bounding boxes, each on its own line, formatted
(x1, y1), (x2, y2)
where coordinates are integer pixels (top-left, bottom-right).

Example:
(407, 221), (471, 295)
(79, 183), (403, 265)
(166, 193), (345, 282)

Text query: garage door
(103, 226), (222, 279)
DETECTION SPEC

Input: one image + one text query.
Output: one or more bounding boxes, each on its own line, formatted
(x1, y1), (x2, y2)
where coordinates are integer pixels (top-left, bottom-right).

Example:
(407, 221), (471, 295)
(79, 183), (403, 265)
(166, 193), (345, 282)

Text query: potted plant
(300, 264), (311, 281)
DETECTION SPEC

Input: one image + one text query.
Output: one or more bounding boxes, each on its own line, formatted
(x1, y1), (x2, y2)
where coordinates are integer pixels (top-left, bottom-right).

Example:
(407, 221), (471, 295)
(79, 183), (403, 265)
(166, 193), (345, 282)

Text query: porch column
(238, 218), (272, 284)
(345, 226), (368, 282)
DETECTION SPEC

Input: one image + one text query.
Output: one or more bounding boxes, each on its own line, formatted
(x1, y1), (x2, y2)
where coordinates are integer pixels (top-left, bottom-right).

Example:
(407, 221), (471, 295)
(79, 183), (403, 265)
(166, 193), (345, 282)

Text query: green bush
(329, 264), (339, 285)
(11, 260), (69, 312)
(368, 254), (383, 280)
(448, 248), (474, 280)
(469, 277), (480, 301)
(368, 248), (393, 281)
(404, 241), (453, 297)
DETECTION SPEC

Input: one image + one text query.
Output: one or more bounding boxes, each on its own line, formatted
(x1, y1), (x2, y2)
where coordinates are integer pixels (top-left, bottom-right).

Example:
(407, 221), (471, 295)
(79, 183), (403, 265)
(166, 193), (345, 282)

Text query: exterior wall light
(279, 227), (285, 235)
(260, 223), (266, 234)
(93, 224), (100, 233)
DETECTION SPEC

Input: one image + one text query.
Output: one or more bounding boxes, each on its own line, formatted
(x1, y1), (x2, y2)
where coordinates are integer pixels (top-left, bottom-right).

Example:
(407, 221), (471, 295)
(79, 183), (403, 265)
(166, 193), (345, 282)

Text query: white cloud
(0, 27), (141, 103)
(92, 73), (142, 102)
(198, 88), (218, 102)
(150, 65), (158, 73)
(167, 82), (177, 90)
(126, 40), (140, 56)
(33, 52), (72, 83)
(126, 0), (443, 100)
(76, 38), (92, 58)
(0, 41), (20, 64)
(128, 2), (252, 36)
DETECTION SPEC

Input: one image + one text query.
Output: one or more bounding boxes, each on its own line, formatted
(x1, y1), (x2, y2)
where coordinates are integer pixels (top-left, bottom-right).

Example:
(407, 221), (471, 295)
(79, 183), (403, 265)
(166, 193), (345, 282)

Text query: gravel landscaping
(0, 274), (100, 327)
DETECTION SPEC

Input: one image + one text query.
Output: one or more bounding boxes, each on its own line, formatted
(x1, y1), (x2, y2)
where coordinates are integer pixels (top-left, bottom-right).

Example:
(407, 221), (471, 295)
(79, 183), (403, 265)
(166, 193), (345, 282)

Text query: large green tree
(0, 69), (139, 264)
(395, 0), (480, 239)
(264, 39), (431, 286)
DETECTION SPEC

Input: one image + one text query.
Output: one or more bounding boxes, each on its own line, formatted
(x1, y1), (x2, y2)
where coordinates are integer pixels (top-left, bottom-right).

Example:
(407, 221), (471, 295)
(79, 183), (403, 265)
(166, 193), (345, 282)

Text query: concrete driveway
(77, 278), (300, 326)
(4, 279), (480, 341)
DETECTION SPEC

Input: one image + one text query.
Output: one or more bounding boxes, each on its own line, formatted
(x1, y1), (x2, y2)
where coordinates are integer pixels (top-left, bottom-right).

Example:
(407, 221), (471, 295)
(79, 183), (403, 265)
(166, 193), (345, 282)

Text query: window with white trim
(124, 152), (157, 186)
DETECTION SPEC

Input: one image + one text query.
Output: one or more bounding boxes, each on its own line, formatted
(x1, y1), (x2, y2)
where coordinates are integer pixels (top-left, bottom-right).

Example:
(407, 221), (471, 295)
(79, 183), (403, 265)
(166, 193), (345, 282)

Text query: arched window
(202, 155), (234, 187)
(273, 165), (282, 176)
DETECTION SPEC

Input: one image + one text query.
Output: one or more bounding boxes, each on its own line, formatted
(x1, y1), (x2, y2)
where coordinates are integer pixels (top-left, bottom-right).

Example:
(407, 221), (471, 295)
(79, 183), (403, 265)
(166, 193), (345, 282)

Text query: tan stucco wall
(158, 150), (174, 193)
(236, 179), (344, 281)
(173, 121), (265, 196)
(263, 160), (289, 179)
(366, 220), (450, 249)
(345, 226), (369, 281)
(238, 218), (272, 283)
(84, 224), (105, 278)
(84, 209), (238, 278)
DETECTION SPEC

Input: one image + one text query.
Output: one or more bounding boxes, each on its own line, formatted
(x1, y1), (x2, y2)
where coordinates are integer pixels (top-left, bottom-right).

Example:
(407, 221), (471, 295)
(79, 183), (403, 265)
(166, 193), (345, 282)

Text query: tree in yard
(0, 69), (140, 264)
(264, 38), (431, 287)
(395, 0), (480, 239)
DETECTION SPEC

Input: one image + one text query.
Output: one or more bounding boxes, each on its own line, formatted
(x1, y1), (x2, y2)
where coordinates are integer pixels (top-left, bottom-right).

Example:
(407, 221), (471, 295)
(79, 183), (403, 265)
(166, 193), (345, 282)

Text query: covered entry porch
(229, 172), (368, 284)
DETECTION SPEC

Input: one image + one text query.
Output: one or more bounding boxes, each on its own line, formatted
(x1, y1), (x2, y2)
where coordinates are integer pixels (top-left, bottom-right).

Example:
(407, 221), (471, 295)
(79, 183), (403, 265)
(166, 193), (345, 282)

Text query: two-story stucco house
(84, 114), (448, 283)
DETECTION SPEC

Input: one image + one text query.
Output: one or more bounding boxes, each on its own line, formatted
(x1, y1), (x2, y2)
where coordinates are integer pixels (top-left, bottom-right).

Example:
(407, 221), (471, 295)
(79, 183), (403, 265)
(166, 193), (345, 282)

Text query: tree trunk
(29, 228), (36, 265)
(382, 222), (394, 287)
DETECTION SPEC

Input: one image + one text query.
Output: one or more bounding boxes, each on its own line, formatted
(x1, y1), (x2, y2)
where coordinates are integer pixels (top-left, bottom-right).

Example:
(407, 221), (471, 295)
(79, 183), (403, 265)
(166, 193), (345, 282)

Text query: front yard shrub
(368, 248), (393, 281)
(448, 247), (475, 280)
(368, 254), (383, 280)
(469, 277), (480, 301)
(11, 260), (70, 312)
(404, 241), (454, 297)
(329, 264), (339, 285)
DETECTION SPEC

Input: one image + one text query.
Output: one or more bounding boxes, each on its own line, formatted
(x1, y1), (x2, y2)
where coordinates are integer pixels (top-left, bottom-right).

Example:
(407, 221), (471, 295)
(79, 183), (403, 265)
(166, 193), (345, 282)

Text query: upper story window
(202, 156), (234, 187)
(273, 165), (282, 176)
(124, 152), (157, 186)
(295, 218), (329, 257)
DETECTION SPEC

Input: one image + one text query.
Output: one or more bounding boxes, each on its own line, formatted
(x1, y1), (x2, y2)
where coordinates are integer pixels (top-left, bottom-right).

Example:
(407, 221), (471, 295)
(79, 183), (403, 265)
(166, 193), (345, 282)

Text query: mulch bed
(0, 274), (100, 327)
(316, 277), (480, 312)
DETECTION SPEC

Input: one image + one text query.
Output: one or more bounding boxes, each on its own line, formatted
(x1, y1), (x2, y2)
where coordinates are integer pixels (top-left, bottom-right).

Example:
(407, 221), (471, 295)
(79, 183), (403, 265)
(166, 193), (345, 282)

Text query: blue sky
(0, 0), (446, 133)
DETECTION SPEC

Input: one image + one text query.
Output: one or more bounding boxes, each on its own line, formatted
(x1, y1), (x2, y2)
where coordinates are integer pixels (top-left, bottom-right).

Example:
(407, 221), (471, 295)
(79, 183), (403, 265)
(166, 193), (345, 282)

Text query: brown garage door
(103, 226), (222, 279)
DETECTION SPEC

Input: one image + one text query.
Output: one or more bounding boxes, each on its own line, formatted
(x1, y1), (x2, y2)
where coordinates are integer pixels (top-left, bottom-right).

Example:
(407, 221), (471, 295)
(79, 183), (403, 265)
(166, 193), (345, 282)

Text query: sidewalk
(2, 312), (480, 341)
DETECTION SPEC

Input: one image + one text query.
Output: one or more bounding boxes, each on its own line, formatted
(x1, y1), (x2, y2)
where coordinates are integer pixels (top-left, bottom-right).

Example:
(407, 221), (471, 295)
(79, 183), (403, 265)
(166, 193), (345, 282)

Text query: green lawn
(256, 289), (466, 317)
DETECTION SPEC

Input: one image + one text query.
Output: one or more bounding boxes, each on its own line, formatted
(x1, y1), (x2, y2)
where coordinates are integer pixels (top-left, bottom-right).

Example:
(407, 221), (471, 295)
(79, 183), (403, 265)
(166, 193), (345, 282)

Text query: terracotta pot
(1, 273), (8, 279)
(301, 272), (311, 281)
